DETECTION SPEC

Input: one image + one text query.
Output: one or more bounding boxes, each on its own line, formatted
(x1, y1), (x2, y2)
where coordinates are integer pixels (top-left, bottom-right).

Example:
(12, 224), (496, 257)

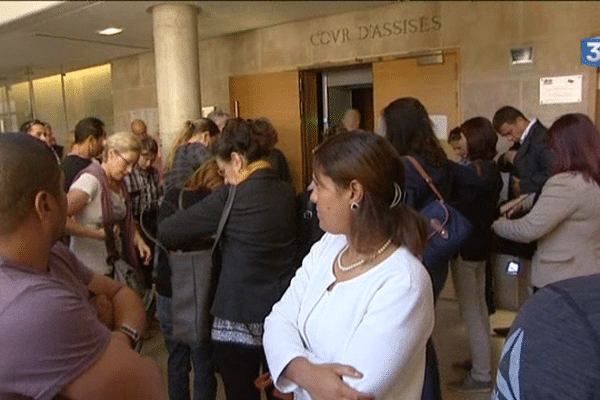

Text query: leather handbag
(169, 185), (236, 345)
(405, 156), (473, 268)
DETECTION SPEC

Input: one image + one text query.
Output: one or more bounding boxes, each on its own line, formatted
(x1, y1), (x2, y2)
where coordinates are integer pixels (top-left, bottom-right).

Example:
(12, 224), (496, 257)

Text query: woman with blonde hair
(66, 131), (151, 277)
(164, 118), (220, 192)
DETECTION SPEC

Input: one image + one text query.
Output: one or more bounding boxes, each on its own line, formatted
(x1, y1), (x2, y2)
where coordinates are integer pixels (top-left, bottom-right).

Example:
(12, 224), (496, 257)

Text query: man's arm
(61, 333), (166, 400)
(88, 274), (146, 346)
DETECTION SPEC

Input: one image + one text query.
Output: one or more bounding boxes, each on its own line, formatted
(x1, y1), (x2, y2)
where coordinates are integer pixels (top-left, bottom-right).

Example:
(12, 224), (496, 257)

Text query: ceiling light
(97, 27), (123, 36)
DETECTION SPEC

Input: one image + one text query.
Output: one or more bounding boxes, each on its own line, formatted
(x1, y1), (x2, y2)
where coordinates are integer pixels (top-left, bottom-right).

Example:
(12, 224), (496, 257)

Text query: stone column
(150, 3), (200, 159)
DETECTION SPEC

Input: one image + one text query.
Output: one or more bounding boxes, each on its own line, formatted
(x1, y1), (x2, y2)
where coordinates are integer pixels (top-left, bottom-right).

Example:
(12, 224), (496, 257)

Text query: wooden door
(229, 71), (303, 192)
(372, 52), (460, 160)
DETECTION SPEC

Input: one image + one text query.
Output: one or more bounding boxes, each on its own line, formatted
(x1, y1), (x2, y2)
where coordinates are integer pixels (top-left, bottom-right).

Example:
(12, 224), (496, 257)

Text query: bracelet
(118, 324), (141, 349)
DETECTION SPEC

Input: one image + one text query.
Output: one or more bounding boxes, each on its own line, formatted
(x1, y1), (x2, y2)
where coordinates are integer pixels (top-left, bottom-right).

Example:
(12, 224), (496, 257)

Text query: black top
(61, 154), (92, 191)
(158, 168), (298, 323)
(453, 160), (503, 261)
(402, 154), (454, 298)
(402, 154), (454, 211)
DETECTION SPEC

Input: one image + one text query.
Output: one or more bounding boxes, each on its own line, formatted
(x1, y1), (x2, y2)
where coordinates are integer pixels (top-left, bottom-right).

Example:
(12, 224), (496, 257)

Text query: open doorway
(322, 65), (374, 136)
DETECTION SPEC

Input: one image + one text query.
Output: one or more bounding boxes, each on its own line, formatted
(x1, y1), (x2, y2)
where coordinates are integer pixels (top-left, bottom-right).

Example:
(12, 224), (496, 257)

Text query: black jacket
(453, 160), (503, 261)
(513, 121), (552, 195)
(158, 168), (297, 323)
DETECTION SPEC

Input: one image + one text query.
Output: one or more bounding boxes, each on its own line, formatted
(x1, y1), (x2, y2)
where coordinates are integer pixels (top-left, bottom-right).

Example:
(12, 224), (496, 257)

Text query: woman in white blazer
(263, 131), (435, 400)
(492, 113), (600, 289)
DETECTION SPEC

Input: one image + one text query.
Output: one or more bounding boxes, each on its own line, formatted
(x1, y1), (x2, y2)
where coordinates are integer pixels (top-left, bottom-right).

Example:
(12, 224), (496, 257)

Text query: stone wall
(113, 1), (600, 132)
(112, 52), (159, 135)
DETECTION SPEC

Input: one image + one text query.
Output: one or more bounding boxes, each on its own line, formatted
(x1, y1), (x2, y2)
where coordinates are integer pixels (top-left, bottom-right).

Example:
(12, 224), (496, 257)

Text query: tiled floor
(140, 298), (516, 400)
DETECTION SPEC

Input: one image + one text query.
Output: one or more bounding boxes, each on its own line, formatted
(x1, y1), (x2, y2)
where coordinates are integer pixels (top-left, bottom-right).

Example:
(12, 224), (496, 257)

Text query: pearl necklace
(336, 238), (392, 272)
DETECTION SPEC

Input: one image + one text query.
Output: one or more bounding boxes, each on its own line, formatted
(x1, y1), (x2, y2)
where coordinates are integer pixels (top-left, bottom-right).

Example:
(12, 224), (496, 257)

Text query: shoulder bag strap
(210, 185), (237, 253)
(405, 155), (446, 203)
(178, 188), (185, 211)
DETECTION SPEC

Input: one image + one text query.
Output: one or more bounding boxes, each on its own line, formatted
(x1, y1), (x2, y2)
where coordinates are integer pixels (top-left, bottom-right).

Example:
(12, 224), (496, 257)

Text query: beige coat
(492, 172), (600, 288)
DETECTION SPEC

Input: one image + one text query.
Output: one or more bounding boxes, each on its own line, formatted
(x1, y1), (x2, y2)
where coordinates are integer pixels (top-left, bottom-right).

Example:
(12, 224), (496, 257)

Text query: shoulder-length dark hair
(312, 130), (427, 256)
(382, 97), (449, 167)
(460, 117), (497, 161)
(213, 118), (276, 163)
(547, 113), (600, 186)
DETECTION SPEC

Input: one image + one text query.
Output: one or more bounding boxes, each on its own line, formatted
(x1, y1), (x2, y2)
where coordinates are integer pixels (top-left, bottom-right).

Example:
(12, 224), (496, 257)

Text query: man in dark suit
(491, 106), (554, 337)
(492, 106), (552, 198)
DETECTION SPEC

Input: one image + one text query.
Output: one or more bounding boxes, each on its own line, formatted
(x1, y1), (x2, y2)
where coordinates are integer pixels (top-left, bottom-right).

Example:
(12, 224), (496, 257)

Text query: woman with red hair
(492, 113), (600, 290)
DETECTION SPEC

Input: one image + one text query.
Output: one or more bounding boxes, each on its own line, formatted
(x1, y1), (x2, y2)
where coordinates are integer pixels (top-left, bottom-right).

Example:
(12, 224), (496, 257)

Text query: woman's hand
(500, 193), (534, 219)
(134, 230), (152, 265)
(284, 357), (374, 400)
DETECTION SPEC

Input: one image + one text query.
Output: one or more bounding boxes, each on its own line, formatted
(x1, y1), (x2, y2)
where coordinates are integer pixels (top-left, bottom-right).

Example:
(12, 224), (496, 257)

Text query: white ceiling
(0, 1), (394, 85)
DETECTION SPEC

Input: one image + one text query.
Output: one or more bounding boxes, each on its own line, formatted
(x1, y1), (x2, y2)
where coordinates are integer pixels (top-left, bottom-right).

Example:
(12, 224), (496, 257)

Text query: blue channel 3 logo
(582, 37), (600, 67)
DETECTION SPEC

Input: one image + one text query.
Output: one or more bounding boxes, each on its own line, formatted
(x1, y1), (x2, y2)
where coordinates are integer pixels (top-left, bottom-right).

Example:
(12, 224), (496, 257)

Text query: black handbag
(168, 185), (236, 345)
(405, 156), (473, 268)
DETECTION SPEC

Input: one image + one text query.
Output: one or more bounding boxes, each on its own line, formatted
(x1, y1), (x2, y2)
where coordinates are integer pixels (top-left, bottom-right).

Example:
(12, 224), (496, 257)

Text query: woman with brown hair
(447, 117), (502, 393)
(493, 113), (600, 289)
(382, 97), (453, 297)
(263, 131), (434, 400)
(381, 97), (471, 400)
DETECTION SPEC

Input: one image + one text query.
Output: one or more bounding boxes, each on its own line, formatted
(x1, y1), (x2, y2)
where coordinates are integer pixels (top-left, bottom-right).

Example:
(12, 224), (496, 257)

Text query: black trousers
(212, 341), (274, 400)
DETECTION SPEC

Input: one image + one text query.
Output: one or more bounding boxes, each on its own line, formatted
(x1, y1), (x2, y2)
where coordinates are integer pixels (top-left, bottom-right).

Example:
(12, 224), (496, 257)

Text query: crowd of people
(2, 98), (600, 400)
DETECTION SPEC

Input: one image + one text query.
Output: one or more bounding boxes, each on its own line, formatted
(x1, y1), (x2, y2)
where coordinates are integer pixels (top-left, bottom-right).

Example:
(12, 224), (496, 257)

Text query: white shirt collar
(520, 118), (537, 143)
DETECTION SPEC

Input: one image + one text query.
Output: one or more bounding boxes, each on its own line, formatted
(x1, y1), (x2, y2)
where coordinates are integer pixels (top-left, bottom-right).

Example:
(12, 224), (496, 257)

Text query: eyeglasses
(115, 151), (137, 168)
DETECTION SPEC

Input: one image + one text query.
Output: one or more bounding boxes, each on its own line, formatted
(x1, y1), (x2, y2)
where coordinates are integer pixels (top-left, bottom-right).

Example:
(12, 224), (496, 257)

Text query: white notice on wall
(430, 115), (448, 140)
(539, 75), (582, 105)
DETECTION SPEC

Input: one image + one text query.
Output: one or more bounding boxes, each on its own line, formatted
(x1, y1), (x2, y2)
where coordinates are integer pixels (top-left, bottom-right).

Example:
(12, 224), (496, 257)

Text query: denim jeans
(156, 294), (217, 400)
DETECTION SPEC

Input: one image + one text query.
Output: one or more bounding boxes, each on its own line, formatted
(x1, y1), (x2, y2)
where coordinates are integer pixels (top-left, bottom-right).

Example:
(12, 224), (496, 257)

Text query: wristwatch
(118, 324), (141, 349)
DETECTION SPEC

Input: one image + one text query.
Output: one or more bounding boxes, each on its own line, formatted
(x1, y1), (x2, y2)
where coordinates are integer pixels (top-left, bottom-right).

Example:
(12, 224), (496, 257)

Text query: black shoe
(493, 327), (510, 337)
